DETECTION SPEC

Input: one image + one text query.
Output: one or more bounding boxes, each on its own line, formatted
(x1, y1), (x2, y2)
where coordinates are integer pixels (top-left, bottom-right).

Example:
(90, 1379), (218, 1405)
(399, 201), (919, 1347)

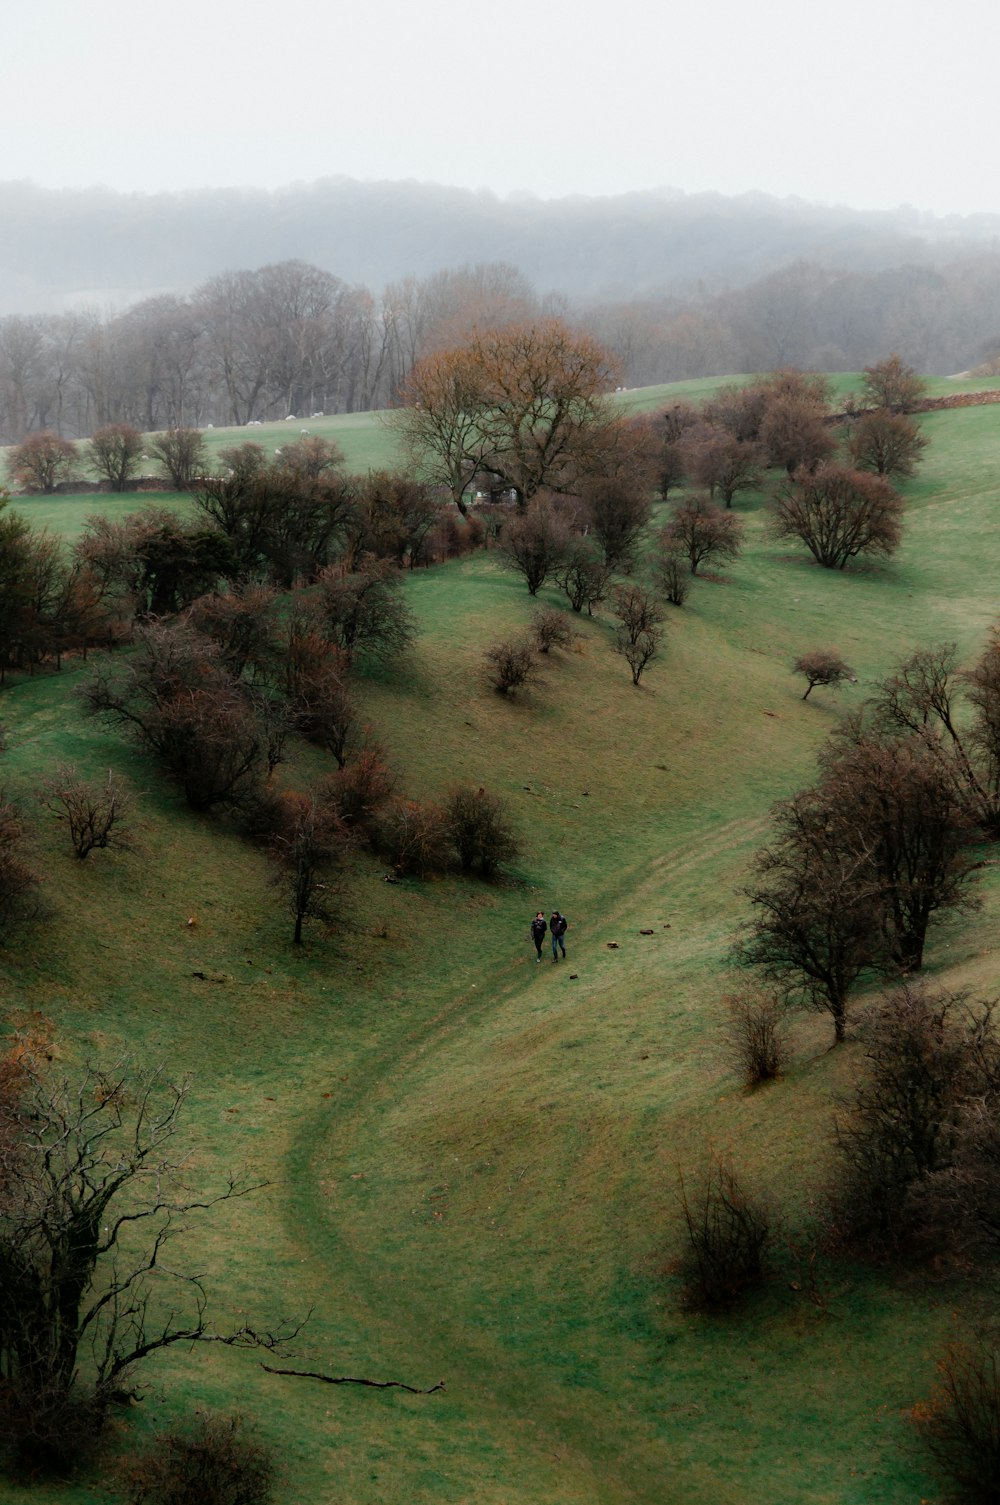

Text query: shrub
(445, 786), (521, 878)
(916, 1329), (1000, 1504)
(323, 743), (396, 831)
(651, 544), (691, 606)
(483, 636), (539, 696)
(829, 983), (1000, 1258)
(120, 1410), (275, 1505)
(722, 987), (788, 1087)
(677, 1156), (773, 1311)
(315, 556), (417, 665)
(0, 1379), (105, 1476)
(531, 606), (579, 655)
(497, 498), (572, 595)
(371, 798), (452, 878)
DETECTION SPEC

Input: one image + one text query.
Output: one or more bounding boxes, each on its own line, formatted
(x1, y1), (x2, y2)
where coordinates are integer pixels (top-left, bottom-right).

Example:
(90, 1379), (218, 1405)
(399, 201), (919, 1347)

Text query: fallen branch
(261, 1364), (445, 1394)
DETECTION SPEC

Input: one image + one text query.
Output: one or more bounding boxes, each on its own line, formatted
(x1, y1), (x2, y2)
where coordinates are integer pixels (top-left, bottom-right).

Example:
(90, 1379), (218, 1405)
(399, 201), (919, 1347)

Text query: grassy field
(2, 382), (1000, 1501)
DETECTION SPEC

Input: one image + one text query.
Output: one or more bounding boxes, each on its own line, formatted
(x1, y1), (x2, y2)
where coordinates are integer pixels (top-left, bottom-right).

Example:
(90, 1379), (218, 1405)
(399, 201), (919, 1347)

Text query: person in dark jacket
(530, 912), (547, 961)
(550, 911), (568, 960)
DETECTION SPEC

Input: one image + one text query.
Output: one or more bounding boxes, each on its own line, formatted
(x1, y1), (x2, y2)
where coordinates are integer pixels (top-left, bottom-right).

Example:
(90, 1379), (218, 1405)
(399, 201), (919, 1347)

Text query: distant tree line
(0, 260), (550, 442)
(3, 240), (1000, 446)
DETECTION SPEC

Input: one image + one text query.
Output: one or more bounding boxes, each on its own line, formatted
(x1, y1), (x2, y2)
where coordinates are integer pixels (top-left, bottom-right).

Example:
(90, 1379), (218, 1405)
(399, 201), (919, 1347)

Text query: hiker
(530, 911), (547, 961)
(550, 910), (568, 961)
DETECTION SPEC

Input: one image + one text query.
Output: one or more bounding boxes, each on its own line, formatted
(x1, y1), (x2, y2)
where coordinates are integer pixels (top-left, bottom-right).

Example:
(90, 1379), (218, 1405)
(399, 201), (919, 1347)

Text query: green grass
(4, 384), (1000, 1501)
(196, 407), (402, 474)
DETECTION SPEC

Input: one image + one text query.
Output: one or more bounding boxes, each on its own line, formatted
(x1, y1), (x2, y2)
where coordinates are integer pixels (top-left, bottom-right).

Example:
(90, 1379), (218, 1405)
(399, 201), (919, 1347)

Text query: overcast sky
(3, 0), (998, 216)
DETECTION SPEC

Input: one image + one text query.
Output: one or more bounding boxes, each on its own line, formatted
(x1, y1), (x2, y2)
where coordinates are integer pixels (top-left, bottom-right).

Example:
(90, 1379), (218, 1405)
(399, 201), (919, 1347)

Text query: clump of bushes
(120, 1410), (275, 1504)
(829, 982), (1000, 1262)
(371, 785), (521, 882)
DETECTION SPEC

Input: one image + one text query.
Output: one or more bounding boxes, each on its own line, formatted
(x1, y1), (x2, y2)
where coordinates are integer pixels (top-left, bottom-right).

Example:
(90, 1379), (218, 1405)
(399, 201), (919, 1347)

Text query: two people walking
(531, 910), (568, 962)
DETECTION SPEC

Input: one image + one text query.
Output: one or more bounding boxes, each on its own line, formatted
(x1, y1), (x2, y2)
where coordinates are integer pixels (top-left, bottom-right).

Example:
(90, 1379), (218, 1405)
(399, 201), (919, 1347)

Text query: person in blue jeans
(550, 911), (568, 961)
(530, 912), (547, 961)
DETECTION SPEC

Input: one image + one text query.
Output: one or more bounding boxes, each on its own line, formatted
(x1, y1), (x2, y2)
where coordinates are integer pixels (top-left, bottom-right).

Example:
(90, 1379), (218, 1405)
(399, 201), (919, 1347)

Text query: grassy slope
(2, 387), (1000, 1501)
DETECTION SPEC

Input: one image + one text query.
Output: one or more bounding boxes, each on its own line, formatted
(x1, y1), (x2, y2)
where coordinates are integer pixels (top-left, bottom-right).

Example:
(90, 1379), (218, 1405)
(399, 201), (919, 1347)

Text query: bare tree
(314, 556), (416, 665)
(735, 784), (883, 1043)
(483, 636), (539, 696)
(649, 538), (691, 606)
(394, 320), (619, 510)
(80, 623), (275, 813)
(702, 383), (770, 442)
(861, 353), (927, 413)
(285, 630), (357, 767)
(346, 470), (439, 568)
(0, 1059), (299, 1472)
(6, 432), (79, 493)
(554, 538), (613, 615)
(831, 983), (1000, 1258)
(269, 791), (351, 945)
(498, 498), (573, 595)
(148, 427), (209, 490)
(610, 582), (663, 643)
(820, 725), (980, 972)
(847, 409), (927, 479)
(193, 467), (354, 587)
(682, 426), (762, 507)
(759, 395), (835, 475)
(39, 765), (134, 859)
(662, 495), (744, 575)
(793, 649), (855, 700)
(87, 423), (144, 492)
(614, 625), (661, 685)
(769, 466), (903, 570)
(185, 586), (278, 682)
(531, 605), (579, 655)
(611, 583), (664, 685)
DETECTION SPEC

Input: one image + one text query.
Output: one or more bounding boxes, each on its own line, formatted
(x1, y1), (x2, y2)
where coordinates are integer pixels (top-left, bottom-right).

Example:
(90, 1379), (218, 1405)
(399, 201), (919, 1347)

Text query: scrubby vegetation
(2, 359), (1000, 1505)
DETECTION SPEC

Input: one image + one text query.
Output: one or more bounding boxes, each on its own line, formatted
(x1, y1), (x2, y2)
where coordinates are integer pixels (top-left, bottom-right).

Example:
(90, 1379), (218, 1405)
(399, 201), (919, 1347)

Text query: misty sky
(3, 0), (998, 216)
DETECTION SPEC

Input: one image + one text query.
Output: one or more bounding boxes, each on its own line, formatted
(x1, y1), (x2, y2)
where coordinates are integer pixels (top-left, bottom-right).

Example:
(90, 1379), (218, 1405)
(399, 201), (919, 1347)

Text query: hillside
(1, 384), (999, 1502)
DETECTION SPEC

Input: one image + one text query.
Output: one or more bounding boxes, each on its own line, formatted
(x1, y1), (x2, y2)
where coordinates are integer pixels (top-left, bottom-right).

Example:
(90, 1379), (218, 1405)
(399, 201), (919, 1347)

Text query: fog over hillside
(3, 177), (1000, 315)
